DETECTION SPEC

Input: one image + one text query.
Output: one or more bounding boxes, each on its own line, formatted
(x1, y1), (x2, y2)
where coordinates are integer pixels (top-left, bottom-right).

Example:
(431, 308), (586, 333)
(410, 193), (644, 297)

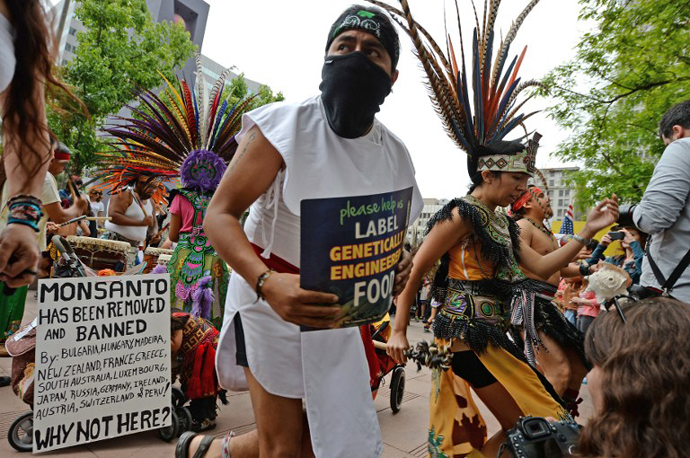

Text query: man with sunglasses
(87, 188), (104, 238)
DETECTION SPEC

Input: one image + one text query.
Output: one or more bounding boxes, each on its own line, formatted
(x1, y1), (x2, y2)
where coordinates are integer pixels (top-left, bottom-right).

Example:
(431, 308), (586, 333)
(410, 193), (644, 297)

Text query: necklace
(524, 217), (559, 249)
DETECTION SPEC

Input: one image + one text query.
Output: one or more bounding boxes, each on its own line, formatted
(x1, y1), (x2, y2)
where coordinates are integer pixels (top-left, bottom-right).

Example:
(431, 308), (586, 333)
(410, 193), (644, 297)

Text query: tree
(220, 73), (284, 110)
(540, 0), (690, 209)
(48, 0), (195, 171)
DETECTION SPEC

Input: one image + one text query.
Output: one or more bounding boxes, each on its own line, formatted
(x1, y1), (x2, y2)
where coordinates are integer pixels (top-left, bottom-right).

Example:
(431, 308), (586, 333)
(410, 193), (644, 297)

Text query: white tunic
(216, 95), (423, 458)
(0, 14), (15, 93)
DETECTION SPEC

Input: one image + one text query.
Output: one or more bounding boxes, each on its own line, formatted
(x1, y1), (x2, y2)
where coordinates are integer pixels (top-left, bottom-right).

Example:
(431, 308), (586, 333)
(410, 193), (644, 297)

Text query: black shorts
(450, 351), (497, 389)
(234, 313), (249, 367)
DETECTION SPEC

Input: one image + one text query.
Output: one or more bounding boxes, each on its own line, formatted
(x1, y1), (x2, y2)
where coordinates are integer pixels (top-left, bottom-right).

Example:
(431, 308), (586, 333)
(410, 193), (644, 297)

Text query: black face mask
(319, 52), (393, 138)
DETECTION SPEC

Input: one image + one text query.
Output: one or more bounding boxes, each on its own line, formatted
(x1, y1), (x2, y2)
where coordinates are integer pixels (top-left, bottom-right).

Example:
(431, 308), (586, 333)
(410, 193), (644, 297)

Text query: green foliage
(540, 0), (690, 209)
(48, 0), (195, 171)
(220, 73), (284, 110)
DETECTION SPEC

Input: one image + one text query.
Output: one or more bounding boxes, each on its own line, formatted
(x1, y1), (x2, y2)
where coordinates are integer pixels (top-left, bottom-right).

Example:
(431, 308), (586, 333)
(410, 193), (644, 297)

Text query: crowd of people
(1, 1), (690, 457)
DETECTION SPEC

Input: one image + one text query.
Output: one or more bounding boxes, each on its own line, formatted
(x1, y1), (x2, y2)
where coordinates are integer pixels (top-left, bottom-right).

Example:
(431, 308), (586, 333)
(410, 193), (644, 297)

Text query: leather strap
(647, 246), (690, 292)
(192, 435), (216, 458)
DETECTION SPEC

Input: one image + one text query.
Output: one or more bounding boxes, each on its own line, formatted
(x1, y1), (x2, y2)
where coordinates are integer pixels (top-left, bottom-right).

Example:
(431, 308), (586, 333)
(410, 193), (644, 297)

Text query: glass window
(558, 199), (564, 207)
(549, 180), (555, 187)
(69, 27), (77, 36)
(559, 190), (564, 197)
(565, 189), (570, 196)
(558, 209), (564, 217)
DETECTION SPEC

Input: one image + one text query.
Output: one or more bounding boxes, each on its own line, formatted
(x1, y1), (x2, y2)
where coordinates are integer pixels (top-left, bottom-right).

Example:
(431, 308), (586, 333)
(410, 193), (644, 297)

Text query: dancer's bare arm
(388, 208), (471, 362)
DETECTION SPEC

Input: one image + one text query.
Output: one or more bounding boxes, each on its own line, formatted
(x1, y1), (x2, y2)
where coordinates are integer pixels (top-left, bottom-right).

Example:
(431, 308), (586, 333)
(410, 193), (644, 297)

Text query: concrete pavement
(0, 296), (592, 457)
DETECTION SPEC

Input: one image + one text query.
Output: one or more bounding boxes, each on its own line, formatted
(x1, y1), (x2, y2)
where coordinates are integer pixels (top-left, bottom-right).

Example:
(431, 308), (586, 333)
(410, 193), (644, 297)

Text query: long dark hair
(2, 0), (83, 183)
(578, 297), (690, 457)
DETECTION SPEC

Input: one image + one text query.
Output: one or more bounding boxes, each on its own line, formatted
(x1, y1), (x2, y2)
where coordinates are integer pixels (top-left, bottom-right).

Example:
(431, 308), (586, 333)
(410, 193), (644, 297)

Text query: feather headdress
(366, 0), (542, 175)
(92, 54), (255, 196)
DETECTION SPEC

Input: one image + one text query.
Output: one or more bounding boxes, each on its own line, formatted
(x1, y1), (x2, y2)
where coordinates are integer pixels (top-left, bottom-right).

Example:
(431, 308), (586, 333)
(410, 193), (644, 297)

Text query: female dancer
(167, 151), (230, 329)
(388, 140), (618, 456)
(369, 2), (618, 455)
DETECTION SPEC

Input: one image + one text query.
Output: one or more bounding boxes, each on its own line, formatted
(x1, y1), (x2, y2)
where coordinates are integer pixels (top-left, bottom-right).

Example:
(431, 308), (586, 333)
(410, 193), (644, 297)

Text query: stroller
(361, 315), (407, 413)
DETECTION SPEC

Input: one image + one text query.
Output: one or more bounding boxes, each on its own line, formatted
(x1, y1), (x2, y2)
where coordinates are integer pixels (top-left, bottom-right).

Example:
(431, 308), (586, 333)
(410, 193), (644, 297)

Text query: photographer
(621, 100), (690, 301)
(587, 227), (645, 285)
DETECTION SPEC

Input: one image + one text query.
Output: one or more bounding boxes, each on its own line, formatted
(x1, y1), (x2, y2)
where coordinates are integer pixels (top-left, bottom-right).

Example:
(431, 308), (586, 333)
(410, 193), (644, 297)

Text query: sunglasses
(603, 296), (627, 324)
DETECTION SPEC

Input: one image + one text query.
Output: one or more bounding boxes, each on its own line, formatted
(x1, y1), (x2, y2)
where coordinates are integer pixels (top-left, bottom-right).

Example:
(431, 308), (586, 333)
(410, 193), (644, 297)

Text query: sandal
(176, 431), (235, 458)
(176, 432), (212, 458)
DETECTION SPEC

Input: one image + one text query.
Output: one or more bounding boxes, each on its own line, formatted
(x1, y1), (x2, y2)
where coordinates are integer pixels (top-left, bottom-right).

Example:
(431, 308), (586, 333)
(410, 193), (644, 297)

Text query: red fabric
(359, 325), (379, 391)
(186, 344), (206, 399)
(250, 243), (299, 274)
(201, 344), (217, 397)
(512, 186), (543, 212)
(54, 150), (71, 161)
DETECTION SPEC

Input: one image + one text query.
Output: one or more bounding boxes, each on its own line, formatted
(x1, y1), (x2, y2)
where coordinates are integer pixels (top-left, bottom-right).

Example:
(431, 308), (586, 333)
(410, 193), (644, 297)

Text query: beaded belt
(440, 278), (510, 327)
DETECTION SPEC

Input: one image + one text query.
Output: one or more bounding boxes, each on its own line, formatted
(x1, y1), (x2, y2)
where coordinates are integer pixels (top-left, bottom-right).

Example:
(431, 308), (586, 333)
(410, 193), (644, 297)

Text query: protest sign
(33, 274), (171, 452)
(300, 187), (412, 328)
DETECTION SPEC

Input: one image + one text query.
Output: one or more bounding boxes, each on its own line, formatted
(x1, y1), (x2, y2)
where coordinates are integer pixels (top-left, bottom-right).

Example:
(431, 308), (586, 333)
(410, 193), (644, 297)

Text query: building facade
(406, 198), (448, 247)
(534, 167), (583, 221)
(52, 0), (262, 92)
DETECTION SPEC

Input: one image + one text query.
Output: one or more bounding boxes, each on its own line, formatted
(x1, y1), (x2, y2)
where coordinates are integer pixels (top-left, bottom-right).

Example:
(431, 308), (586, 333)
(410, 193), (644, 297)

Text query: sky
(52, 0), (592, 200)
(198, 0), (591, 200)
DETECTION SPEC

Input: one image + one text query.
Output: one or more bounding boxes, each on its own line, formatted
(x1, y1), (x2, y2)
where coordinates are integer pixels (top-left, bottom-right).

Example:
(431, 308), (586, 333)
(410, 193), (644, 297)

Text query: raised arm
(204, 126), (340, 328)
(519, 198), (619, 279)
(387, 207), (471, 362)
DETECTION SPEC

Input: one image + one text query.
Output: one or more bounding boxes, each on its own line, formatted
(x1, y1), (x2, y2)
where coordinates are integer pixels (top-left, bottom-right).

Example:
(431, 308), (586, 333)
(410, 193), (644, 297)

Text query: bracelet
(255, 269), (275, 301)
(573, 234), (591, 245)
(6, 195), (44, 232)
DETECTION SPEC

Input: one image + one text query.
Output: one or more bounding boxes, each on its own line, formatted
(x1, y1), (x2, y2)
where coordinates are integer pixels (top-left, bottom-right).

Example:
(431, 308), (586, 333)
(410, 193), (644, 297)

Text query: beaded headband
(476, 133), (540, 176)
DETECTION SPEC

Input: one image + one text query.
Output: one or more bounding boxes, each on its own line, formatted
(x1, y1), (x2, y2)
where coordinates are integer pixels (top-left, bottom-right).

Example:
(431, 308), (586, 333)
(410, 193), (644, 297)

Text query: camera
(608, 231), (625, 241)
(501, 416), (581, 458)
(616, 204), (637, 228)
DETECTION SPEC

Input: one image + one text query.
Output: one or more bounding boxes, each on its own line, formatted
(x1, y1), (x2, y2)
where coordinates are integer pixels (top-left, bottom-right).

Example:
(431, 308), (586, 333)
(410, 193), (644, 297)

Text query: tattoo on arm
(228, 131), (257, 174)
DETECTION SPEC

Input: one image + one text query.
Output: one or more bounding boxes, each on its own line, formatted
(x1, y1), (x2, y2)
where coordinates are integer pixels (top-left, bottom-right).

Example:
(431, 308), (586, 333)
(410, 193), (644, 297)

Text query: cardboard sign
(33, 274), (172, 452)
(300, 188), (412, 328)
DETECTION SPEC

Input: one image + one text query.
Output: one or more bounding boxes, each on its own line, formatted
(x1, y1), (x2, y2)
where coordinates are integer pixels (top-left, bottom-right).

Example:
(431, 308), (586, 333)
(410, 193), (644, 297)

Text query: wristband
(255, 269), (275, 301)
(573, 234), (590, 245)
(6, 195), (43, 232)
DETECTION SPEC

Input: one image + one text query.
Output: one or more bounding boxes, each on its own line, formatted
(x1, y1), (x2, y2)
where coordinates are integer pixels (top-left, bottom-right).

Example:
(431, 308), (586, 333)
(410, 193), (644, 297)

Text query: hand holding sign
(300, 188), (413, 329)
(261, 272), (341, 328)
(393, 249), (413, 295)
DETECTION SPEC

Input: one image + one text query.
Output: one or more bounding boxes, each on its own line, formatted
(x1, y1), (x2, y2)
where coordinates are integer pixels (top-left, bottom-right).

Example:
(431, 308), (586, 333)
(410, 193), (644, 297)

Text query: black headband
(326, 5), (400, 71)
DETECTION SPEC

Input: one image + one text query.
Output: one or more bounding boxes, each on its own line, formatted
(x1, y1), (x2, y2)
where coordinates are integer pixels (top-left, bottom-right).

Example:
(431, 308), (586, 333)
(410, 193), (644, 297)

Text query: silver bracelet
(573, 234), (590, 245)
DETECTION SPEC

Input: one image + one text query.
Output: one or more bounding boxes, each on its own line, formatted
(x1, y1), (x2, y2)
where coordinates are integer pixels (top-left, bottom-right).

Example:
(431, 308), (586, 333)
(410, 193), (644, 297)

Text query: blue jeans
(564, 309), (577, 326)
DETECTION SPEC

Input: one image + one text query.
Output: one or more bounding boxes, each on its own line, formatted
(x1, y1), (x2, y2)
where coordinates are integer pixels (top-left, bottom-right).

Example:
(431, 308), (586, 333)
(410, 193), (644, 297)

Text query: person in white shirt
(87, 187), (104, 238)
(178, 5), (423, 458)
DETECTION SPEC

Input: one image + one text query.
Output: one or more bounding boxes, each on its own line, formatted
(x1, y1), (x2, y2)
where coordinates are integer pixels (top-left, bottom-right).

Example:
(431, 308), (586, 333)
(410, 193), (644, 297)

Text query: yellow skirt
(428, 343), (569, 457)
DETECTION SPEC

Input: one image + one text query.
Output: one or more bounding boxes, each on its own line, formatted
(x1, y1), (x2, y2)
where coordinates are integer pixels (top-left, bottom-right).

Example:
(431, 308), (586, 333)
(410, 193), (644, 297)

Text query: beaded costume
(368, 1), (572, 455)
(91, 55), (253, 326)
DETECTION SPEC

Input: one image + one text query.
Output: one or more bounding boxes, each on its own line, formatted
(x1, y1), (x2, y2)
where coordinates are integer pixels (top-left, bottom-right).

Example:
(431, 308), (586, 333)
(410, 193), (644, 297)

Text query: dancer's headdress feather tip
(366, 0), (543, 175)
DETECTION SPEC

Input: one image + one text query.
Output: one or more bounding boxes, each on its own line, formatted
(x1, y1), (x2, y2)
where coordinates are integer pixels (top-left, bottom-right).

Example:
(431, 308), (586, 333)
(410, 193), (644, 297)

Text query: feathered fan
(92, 54), (255, 196)
(366, 0), (542, 160)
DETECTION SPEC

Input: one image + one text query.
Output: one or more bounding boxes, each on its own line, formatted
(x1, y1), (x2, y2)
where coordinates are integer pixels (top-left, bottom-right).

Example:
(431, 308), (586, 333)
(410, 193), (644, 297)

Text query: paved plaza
(0, 295), (593, 457)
